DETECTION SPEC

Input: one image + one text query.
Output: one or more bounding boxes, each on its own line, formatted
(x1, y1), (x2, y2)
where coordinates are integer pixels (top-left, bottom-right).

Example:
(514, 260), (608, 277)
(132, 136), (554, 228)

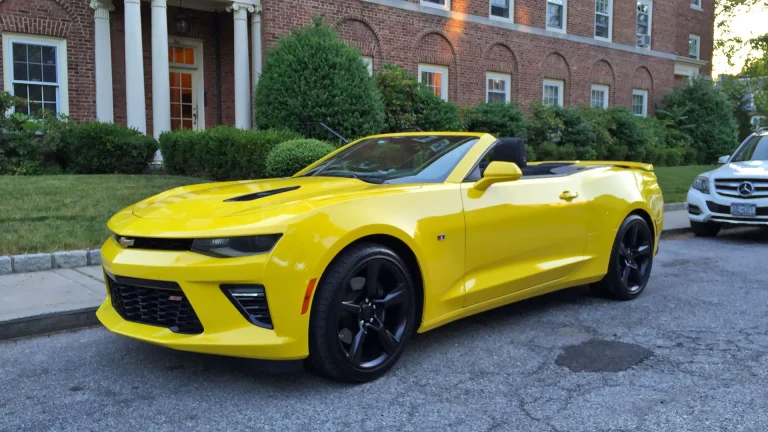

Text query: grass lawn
(0, 175), (205, 255)
(655, 165), (717, 204)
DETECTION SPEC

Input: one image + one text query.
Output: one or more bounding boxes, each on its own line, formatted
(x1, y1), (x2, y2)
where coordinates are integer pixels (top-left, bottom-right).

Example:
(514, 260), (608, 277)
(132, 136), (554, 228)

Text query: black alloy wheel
(308, 243), (416, 382)
(591, 215), (654, 300)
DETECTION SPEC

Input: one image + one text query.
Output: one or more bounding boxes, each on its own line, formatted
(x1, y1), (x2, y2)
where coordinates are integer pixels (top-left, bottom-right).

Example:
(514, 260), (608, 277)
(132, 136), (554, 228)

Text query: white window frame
(489, 0), (514, 22)
(2, 32), (69, 116)
(636, 0), (653, 49)
(362, 56), (373, 76)
(546, 0), (567, 33)
(418, 64), (449, 101)
(421, 0), (450, 10)
(590, 84), (609, 109)
(690, 0), (702, 11)
(688, 34), (701, 60)
(486, 72), (511, 103)
(542, 79), (564, 107)
(632, 89), (648, 117)
(594, 0), (612, 42)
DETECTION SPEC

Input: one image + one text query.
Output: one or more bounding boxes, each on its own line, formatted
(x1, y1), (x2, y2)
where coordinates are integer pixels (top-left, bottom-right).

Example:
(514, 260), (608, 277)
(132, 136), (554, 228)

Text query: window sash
(486, 74), (510, 103)
(546, 2), (564, 29)
(595, 0), (611, 39)
(636, 1), (651, 37)
(591, 89), (607, 108)
(490, 0), (511, 19)
(419, 65), (449, 101)
(632, 91), (647, 117)
(688, 36), (700, 59)
(543, 81), (563, 107)
(9, 41), (60, 115)
(691, 0), (701, 7)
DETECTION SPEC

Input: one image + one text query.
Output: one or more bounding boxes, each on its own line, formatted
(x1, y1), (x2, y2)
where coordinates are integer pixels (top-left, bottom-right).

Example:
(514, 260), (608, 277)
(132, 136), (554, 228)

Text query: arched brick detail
(633, 66), (654, 91)
(483, 42), (519, 102)
(336, 16), (385, 69)
(542, 52), (571, 105)
(415, 30), (458, 101)
(592, 59), (616, 105)
(0, 0), (74, 37)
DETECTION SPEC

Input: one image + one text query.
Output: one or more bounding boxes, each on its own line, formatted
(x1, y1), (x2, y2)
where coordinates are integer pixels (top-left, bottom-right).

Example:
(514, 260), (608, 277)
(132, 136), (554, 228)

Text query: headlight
(191, 234), (282, 258)
(692, 176), (710, 194)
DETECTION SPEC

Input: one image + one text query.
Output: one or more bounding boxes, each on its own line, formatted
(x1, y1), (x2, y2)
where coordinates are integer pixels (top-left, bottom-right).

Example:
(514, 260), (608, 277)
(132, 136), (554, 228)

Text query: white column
(251, 3), (262, 91)
(91, 0), (115, 122)
(228, 2), (254, 129)
(150, 0), (171, 141)
(124, 0), (147, 133)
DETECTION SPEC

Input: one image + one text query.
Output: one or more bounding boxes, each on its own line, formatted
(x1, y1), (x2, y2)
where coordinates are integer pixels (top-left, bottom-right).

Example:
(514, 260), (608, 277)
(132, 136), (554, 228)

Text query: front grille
(221, 284), (273, 329)
(114, 235), (193, 251)
(688, 204), (702, 215)
(706, 201), (768, 216)
(107, 273), (204, 334)
(714, 178), (768, 198)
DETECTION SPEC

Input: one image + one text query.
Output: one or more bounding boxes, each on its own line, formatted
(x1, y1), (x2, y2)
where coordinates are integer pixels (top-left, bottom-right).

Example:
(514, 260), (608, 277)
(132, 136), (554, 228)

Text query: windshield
(302, 135), (479, 184)
(732, 135), (768, 162)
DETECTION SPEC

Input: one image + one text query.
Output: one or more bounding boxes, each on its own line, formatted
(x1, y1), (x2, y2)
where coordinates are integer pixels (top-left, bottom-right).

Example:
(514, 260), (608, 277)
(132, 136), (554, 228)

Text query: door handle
(559, 191), (579, 201)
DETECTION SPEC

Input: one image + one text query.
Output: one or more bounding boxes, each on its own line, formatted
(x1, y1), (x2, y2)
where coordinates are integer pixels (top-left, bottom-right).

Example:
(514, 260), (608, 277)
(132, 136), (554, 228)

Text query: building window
(590, 85), (609, 109)
(542, 79), (564, 107)
(595, 0), (612, 41)
(362, 56), (373, 76)
(421, 0), (450, 10)
(2, 34), (69, 116)
(419, 64), (449, 101)
(690, 0), (702, 10)
(487, 73), (511, 103)
(688, 35), (700, 60)
(636, 0), (652, 48)
(546, 0), (566, 32)
(632, 89), (648, 117)
(490, 0), (512, 20)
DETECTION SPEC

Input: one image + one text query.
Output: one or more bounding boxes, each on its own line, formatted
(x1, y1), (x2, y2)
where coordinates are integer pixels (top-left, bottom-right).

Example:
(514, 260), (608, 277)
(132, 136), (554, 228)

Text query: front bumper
(96, 237), (312, 360)
(687, 188), (768, 226)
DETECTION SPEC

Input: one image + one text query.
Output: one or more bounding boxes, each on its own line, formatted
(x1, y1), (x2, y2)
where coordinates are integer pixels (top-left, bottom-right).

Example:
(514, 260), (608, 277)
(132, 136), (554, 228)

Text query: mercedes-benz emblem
(737, 181), (755, 197)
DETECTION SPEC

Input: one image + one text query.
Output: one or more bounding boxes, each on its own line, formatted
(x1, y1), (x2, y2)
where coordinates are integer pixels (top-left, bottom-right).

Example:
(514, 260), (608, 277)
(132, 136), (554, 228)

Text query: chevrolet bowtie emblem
(118, 237), (135, 248)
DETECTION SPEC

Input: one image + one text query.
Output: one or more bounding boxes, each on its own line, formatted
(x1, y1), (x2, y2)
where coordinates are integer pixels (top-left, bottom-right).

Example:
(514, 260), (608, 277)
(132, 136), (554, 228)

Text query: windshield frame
(295, 133), (493, 184)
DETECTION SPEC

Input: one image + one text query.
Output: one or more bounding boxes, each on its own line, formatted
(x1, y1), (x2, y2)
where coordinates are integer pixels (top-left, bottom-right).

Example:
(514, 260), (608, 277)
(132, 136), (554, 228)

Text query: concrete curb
(0, 307), (100, 342)
(660, 227), (692, 238)
(1, 249), (102, 275)
(663, 202), (688, 212)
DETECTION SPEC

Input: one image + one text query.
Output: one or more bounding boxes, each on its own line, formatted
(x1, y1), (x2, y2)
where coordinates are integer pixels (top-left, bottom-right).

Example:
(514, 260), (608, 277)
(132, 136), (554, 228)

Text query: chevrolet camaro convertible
(98, 132), (663, 382)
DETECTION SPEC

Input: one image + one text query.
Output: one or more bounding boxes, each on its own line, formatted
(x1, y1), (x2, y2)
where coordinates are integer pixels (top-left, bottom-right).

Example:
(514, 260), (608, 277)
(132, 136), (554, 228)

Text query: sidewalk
(0, 210), (692, 341)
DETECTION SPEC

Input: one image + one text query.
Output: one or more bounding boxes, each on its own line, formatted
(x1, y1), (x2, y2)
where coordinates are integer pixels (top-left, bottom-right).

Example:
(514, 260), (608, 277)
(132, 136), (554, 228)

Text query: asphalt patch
(556, 339), (653, 372)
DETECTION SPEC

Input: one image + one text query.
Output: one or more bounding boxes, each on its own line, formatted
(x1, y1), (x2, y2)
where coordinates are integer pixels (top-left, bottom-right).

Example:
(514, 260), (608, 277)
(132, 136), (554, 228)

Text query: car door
(461, 173), (590, 307)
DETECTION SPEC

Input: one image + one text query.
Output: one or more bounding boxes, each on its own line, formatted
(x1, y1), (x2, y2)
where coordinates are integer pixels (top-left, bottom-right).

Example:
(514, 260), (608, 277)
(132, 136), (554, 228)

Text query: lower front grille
(107, 273), (204, 334)
(706, 201), (768, 216)
(221, 284), (273, 329)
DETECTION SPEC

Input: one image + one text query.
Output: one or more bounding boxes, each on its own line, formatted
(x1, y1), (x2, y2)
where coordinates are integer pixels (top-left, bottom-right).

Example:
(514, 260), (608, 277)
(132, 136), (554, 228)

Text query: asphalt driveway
(1, 229), (767, 431)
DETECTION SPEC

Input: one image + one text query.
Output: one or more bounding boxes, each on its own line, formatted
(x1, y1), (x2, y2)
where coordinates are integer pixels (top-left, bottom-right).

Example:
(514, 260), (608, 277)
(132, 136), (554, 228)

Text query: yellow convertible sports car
(98, 132), (663, 382)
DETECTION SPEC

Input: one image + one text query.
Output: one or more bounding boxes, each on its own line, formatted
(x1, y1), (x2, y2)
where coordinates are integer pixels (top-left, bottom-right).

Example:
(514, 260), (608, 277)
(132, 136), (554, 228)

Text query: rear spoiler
(568, 161), (654, 172)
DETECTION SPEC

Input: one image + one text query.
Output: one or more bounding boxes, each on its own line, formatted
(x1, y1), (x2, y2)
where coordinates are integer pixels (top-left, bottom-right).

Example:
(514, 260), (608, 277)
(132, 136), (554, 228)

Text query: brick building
(0, 0), (714, 140)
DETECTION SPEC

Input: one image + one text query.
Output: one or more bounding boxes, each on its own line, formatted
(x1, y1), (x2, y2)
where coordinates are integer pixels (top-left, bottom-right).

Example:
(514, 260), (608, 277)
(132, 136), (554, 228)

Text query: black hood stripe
(224, 186), (300, 202)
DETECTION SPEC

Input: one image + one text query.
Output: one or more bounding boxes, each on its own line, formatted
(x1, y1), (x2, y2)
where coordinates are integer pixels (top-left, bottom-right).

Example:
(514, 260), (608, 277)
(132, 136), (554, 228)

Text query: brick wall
(0, 0), (95, 121)
(675, 0), (715, 75)
(262, 0), (691, 114)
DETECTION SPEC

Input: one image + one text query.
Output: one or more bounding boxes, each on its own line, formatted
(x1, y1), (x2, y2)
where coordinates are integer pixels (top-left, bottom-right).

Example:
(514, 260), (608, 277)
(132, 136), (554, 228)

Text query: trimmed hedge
(159, 126), (302, 181)
(66, 122), (157, 174)
(265, 139), (336, 178)
(463, 102), (528, 139)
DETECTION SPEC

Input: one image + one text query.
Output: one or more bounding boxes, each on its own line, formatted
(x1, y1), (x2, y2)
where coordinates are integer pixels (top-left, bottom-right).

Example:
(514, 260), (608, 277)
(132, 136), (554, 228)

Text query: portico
(89, 0), (262, 141)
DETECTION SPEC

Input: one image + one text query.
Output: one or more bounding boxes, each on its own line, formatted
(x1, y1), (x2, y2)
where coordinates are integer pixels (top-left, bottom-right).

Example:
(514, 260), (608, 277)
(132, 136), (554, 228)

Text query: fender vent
(224, 186), (300, 202)
(221, 284), (273, 329)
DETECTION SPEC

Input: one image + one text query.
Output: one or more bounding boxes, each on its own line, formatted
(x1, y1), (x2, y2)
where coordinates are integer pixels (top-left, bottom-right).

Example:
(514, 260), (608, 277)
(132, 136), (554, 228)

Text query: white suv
(687, 129), (768, 237)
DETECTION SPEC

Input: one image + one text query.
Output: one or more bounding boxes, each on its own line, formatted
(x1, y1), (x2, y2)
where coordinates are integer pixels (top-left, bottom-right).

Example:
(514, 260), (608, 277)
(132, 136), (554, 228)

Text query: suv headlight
(191, 234), (282, 258)
(692, 176), (710, 194)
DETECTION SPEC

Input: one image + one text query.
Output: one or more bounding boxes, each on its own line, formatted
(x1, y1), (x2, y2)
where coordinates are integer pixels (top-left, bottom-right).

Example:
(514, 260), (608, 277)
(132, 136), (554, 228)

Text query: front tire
(691, 221), (721, 237)
(308, 243), (416, 383)
(591, 215), (654, 301)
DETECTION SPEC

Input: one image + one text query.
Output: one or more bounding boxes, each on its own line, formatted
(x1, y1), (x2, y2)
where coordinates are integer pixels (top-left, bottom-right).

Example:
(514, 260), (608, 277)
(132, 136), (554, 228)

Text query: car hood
(132, 176), (405, 220)
(710, 160), (768, 178)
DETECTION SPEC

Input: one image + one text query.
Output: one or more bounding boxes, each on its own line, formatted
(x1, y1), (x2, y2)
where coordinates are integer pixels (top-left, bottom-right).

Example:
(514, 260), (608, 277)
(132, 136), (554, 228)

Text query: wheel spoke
(619, 244), (631, 259)
(371, 319), (399, 355)
(374, 285), (407, 309)
(347, 326), (367, 366)
(366, 260), (381, 297)
(628, 224), (639, 246)
(340, 301), (361, 315)
(634, 245), (651, 257)
(621, 265), (631, 284)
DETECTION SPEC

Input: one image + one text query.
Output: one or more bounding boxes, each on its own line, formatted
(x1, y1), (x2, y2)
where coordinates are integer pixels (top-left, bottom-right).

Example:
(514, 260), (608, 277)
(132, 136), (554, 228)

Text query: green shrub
(265, 139), (336, 178)
(254, 18), (384, 140)
(463, 102), (527, 138)
(66, 122), (157, 174)
(374, 64), (464, 132)
(604, 107), (648, 162)
(658, 76), (739, 164)
(158, 127), (302, 181)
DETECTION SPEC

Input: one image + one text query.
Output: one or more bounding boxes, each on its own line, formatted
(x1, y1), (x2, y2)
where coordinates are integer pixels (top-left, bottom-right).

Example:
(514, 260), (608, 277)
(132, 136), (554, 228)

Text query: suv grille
(714, 178), (768, 198)
(706, 201), (768, 216)
(107, 273), (204, 334)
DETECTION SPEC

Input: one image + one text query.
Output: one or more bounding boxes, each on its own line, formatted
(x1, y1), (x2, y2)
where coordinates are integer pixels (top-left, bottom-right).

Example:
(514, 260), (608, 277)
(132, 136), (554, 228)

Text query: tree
(719, 75), (759, 140)
(715, 0), (768, 67)
(254, 18), (385, 139)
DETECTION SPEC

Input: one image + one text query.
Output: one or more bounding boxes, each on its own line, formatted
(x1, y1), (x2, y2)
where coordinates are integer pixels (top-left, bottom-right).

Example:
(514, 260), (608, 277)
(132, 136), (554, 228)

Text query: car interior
(465, 138), (588, 182)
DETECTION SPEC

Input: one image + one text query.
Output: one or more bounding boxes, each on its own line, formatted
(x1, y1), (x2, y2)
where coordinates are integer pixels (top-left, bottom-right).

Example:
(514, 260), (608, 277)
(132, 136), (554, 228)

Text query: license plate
(731, 203), (757, 216)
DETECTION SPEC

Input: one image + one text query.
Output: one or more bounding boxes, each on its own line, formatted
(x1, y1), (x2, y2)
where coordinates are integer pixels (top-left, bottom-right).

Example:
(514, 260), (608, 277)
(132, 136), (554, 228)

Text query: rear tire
(591, 215), (654, 301)
(691, 221), (721, 237)
(308, 243), (416, 383)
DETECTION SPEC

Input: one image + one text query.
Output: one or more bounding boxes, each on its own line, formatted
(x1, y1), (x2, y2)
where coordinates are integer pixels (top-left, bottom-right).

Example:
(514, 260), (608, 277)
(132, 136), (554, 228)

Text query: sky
(712, 6), (768, 78)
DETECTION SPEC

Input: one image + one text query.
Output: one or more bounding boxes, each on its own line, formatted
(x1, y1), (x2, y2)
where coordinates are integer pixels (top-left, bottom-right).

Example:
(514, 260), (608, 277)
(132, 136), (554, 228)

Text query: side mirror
(473, 161), (522, 191)
(718, 155), (730, 164)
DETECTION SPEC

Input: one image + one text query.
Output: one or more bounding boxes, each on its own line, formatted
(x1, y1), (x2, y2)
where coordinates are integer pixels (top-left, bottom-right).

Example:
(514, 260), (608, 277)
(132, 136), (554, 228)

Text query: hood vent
(224, 186), (300, 202)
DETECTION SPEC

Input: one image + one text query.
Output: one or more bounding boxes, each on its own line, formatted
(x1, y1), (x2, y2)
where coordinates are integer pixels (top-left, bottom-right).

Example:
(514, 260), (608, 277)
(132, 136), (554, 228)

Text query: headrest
(493, 138), (527, 168)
